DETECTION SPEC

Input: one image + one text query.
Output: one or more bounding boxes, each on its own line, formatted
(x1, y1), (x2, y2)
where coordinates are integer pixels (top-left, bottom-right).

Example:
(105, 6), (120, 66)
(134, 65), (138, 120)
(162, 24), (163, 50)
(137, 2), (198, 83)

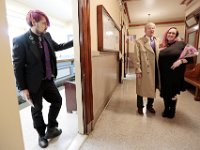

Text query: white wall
(90, 0), (121, 52)
(72, 0), (84, 134)
(5, 0), (74, 60)
(90, 0), (122, 125)
(0, 0), (24, 149)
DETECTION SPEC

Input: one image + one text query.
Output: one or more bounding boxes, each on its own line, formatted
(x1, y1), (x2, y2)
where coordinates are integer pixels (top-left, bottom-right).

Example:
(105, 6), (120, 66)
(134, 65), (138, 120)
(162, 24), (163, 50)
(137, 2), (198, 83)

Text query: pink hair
(160, 27), (181, 49)
(26, 10), (50, 27)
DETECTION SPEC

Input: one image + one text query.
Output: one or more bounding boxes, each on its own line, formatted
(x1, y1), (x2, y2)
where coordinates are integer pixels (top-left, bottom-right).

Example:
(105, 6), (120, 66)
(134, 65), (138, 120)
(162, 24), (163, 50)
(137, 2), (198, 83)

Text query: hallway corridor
(80, 73), (200, 150)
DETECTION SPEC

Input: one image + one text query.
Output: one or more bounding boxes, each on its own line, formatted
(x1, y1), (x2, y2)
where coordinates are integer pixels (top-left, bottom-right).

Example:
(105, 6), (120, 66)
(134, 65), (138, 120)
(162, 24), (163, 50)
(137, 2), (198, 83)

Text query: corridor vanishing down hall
(80, 73), (200, 150)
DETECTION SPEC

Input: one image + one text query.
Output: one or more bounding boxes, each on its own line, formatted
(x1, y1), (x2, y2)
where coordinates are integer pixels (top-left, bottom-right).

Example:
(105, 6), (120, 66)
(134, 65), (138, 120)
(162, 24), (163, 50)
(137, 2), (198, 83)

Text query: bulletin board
(97, 5), (120, 52)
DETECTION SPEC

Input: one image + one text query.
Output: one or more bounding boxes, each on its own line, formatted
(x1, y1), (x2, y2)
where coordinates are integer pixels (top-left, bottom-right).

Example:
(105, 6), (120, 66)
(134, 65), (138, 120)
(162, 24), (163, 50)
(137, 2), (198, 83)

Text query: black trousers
(30, 79), (62, 136)
(137, 95), (154, 109)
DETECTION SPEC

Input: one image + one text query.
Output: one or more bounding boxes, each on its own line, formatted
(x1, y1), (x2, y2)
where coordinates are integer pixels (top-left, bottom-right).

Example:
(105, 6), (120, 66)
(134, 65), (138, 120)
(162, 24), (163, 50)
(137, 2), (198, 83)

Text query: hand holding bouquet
(179, 44), (199, 59)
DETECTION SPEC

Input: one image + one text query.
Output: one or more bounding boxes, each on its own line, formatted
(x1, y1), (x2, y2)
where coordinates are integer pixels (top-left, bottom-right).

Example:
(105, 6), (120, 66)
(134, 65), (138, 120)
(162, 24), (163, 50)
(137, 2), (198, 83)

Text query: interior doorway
(5, 0), (83, 149)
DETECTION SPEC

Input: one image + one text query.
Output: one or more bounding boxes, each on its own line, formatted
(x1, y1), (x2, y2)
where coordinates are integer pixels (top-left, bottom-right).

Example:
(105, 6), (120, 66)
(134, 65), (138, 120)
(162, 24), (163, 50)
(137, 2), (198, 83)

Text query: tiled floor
(19, 87), (78, 150)
(80, 73), (200, 150)
(19, 73), (200, 150)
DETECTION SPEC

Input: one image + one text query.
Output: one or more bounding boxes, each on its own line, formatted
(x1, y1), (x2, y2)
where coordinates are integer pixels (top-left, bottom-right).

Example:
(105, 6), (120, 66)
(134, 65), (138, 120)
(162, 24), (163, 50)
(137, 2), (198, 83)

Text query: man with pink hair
(12, 10), (73, 148)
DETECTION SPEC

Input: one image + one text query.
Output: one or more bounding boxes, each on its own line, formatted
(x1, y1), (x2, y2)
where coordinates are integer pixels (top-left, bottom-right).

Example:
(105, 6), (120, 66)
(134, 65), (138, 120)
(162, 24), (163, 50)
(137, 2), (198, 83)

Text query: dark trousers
(30, 80), (62, 136)
(137, 95), (154, 109)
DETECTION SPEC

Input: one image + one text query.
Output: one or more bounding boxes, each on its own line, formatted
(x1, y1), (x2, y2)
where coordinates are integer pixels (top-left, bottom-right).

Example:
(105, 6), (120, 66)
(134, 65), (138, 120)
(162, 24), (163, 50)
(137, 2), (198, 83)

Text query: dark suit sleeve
(45, 32), (73, 51)
(52, 39), (73, 51)
(12, 37), (27, 91)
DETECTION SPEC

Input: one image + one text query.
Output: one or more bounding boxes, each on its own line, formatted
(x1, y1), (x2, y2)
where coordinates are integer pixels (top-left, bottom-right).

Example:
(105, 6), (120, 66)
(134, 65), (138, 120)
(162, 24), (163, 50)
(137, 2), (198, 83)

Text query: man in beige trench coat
(133, 22), (160, 115)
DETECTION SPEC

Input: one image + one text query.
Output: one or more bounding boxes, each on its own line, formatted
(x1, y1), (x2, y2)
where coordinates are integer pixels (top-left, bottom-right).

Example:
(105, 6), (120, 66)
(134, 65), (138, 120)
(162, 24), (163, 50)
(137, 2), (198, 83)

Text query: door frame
(78, 0), (94, 134)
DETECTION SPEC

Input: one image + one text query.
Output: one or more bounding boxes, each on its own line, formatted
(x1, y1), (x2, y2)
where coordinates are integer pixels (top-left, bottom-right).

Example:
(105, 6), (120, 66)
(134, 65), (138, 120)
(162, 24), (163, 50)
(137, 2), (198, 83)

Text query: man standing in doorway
(133, 22), (159, 115)
(12, 10), (73, 148)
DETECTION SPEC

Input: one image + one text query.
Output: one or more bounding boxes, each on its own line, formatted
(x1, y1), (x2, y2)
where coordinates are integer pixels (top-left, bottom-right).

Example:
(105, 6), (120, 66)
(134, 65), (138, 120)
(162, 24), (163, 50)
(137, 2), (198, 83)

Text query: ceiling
(123, 0), (188, 25)
(13, 0), (73, 22)
(11, 0), (193, 25)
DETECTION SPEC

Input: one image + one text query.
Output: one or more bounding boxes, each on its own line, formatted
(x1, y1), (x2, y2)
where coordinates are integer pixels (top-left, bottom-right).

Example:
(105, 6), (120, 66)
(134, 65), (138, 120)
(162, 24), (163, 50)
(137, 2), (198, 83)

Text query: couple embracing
(133, 22), (198, 118)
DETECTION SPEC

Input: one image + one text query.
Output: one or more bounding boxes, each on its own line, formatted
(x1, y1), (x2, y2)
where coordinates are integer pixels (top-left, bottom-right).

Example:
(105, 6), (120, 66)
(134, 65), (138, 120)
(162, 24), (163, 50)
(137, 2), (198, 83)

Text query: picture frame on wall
(97, 5), (120, 52)
(185, 15), (198, 28)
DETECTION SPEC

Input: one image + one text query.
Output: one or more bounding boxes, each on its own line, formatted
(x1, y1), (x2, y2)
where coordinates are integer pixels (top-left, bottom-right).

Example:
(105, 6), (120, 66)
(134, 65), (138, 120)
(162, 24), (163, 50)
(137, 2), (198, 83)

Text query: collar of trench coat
(142, 36), (159, 53)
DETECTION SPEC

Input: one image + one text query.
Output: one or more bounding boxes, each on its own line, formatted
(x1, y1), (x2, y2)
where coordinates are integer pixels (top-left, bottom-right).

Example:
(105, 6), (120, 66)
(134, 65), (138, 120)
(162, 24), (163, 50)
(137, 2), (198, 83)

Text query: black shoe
(147, 107), (156, 113)
(162, 110), (169, 117)
(45, 127), (62, 139)
(39, 136), (48, 148)
(163, 99), (170, 118)
(168, 100), (177, 118)
(138, 108), (143, 115)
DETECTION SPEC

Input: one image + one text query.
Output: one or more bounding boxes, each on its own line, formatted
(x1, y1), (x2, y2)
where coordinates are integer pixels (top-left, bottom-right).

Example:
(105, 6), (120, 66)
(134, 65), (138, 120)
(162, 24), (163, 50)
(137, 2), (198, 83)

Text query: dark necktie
(42, 39), (52, 80)
(150, 37), (155, 51)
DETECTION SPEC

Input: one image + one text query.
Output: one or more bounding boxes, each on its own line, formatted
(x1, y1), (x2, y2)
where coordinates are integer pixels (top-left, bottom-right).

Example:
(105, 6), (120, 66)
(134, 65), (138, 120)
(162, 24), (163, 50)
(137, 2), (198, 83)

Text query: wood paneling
(97, 5), (103, 51)
(129, 20), (184, 27)
(124, 3), (131, 23)
(185, 7), (200, 64)
(64, 81), (76, 113)
(78, 0), (94, 134)
(123, 0), (141, 1)
(180, 0), (193, 6)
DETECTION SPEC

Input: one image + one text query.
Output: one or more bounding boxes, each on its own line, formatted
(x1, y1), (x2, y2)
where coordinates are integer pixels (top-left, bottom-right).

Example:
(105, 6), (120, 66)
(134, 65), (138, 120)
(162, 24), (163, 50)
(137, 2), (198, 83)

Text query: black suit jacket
(12, 30), (73, 93)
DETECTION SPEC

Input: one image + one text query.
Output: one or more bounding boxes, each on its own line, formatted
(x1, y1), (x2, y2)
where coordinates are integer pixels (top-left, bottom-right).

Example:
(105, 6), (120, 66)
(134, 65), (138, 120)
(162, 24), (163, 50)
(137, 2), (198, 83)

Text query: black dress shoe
(138, 108), (143, 115)
(162, 112), (169, 117)
(147, 107), (156, 113)
(162, 109), (170, 117)
(45, 127), (62, 139)
(39, 136), (48, 148)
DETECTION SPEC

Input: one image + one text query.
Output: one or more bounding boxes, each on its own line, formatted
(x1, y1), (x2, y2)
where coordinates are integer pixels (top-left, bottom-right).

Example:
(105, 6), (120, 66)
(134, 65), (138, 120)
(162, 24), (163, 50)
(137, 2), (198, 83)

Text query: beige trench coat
(133, 36), (160, 98)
